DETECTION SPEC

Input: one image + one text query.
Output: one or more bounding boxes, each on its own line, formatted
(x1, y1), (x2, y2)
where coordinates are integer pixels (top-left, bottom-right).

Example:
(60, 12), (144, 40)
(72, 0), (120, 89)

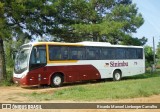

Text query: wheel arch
(113, 69), (122, 76)
(48, 72), (65, 85)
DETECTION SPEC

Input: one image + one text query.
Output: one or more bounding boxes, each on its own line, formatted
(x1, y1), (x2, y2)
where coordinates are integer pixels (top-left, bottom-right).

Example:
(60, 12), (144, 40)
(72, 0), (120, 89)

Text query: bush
(156, 65), (160, 69)
(0, 68), (14, 86)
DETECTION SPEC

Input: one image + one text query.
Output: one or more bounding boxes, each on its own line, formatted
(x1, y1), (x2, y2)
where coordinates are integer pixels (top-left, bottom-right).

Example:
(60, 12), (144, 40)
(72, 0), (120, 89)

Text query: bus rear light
(30, 79), (33, 80)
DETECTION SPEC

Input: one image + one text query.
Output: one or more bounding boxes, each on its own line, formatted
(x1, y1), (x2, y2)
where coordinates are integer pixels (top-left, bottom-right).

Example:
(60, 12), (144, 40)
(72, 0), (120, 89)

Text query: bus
(13, 41), (145, 87)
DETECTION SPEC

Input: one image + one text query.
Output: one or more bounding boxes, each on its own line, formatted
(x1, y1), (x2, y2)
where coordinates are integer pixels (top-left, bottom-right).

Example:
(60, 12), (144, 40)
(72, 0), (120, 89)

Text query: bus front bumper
(13, 77), (28, 86)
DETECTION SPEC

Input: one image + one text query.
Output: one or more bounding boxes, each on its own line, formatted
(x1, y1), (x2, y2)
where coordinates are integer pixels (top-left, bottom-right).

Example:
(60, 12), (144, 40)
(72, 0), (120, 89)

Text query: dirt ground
(0, 86), (160, 112)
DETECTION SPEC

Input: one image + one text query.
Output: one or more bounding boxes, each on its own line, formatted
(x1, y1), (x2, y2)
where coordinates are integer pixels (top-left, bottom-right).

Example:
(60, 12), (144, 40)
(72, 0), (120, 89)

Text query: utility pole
(152, 37), (156, 72)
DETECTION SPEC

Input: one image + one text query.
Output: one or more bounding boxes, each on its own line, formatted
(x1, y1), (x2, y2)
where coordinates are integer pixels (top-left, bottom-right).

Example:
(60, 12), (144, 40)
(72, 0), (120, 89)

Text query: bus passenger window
(86, 47), (101, 60)
(61, 47), (68, 60)
(49, 46), (68, 60)
(69, 47), (85, 60)
(102, 48), (115, 59)
(116, 48), (125, 59)
(137, 48), (143, 59)
(126, 48), (137, 59)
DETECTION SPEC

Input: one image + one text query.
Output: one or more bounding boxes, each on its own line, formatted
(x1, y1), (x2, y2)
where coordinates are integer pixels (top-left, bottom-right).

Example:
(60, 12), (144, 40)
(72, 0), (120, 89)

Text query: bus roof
(22, 41), (143, 48)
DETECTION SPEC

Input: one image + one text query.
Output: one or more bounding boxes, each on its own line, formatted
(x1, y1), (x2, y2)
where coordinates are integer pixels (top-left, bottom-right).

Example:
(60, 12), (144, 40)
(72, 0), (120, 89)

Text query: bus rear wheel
(113, 70), (121, 81)
(51, 74), (63, 87)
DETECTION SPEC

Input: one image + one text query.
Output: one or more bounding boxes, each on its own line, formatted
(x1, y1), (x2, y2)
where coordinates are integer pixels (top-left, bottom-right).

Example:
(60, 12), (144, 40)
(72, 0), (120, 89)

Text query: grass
(0, 68), (14, 86)
(24, 71), (160, 101)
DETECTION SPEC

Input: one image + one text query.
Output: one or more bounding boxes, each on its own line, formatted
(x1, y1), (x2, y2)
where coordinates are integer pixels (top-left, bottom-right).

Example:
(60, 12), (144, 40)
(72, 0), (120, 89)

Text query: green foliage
(24, 71), (160, 101)
(0, 68), (14, 86)
(4, 38), (25, 68)
(157, 42), (160, 64)
(144, 46), (154, 67)
(121, 36), (147, 46)
(71, 0), (144, 43)
(1, 0), (144, 43)
(0, 0), (145, 81)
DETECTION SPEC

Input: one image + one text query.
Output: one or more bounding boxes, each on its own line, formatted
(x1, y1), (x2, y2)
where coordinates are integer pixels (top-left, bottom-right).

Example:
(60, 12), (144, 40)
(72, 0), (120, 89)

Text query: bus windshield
(14, 46), (31, 74)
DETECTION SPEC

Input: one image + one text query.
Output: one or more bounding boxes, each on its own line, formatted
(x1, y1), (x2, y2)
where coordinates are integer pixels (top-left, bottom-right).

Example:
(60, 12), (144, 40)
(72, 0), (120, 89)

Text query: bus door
(29, 45), (47, 85)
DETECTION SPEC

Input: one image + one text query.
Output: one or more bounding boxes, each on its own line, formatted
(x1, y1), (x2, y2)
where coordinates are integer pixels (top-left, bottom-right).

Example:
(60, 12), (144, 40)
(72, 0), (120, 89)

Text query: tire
(113, 70), (122, 81)
(51, 74), (63, 87)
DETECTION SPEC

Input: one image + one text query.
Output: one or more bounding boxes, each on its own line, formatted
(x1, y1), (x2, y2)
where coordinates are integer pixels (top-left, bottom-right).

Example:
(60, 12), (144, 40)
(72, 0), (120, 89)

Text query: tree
(156, 42), (160, 64)
(0, 1), (11, 80)
(0, 0), (144, 81)
(121, 36), (147, 46)
(72, 0), (144, 44)
(2, 0), (144, 43)
(144, 46), (154, 67)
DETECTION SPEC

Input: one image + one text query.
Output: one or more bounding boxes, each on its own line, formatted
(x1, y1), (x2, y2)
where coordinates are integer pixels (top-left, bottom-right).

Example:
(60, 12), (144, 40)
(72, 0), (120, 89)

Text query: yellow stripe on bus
(48, 60), (78, 64)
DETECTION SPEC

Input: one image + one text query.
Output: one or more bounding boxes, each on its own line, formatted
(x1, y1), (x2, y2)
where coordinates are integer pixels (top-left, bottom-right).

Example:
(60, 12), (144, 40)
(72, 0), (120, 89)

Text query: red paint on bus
(13, 65), (101, 86)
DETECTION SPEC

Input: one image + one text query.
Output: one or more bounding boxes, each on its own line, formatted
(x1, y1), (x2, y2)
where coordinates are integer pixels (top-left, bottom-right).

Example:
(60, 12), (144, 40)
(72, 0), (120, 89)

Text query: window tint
(48, 45), (143, 60)
(126, 48), (137, 59)
(30, 46), (46, 64)
(102, 48), (115, 59)
(69, 47), (85, 60)
(29, 46), (46, 71)
(86, 47), (101, 60)
(116, 48), (126, 59)
(137, 48), (143, 59)
(49, 46), (68, 60)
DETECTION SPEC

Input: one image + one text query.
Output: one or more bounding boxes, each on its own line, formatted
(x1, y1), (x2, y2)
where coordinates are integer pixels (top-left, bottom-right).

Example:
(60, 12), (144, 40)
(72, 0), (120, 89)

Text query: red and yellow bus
(13, 41), (145, 87)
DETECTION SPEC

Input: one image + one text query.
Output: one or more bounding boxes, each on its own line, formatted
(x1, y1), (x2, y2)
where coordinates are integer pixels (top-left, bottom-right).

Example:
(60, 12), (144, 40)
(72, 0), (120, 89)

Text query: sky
(132, 0), (160, 48)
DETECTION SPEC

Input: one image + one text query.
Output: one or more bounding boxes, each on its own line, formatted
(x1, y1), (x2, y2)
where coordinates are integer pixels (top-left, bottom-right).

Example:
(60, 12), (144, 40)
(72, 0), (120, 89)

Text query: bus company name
(110, 61), (128, 67)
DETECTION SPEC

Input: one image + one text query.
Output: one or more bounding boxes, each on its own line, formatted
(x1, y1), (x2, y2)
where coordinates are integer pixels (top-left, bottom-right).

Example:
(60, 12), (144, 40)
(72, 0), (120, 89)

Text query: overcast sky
(132, 0), (160, 47)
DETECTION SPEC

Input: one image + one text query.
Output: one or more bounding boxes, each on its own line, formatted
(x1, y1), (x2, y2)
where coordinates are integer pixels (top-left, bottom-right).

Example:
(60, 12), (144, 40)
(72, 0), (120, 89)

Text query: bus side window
(49, 46), (68, 60)
(127, 48), (137, 59)
(86, 47), (101, 60)
(29, 46), (46, 71)
(116, 48), (125, 59)
(39, 49), (46, 63)
(69, 47), (85, 60)
(49, 46), (61, 60)
(137, 48), (143, 59)
(61, 47), (68, 60)
(102, 48), (115, 60)
(30, 48), (36, 64)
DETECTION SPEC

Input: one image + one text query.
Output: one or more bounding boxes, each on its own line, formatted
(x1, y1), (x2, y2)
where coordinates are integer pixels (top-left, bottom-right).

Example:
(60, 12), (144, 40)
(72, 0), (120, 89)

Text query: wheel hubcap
(53, 76), (61, 85)
(115, 73), (120, 80)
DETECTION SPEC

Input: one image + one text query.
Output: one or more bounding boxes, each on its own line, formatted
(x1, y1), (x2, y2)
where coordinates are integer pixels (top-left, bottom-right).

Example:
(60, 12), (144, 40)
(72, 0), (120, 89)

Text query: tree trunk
(0, 38), (6, 81)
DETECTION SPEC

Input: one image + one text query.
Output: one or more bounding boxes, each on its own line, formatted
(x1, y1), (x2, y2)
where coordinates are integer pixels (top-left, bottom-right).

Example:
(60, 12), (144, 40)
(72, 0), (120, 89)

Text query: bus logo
(105, 63), (109, 67)
(110, 61), (128, 67)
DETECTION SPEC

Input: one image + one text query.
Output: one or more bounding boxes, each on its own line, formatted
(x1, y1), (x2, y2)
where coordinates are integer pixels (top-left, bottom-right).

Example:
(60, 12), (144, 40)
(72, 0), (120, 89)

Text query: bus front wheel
(51, 74), (63, 87)
(113, 70), (121, 81)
